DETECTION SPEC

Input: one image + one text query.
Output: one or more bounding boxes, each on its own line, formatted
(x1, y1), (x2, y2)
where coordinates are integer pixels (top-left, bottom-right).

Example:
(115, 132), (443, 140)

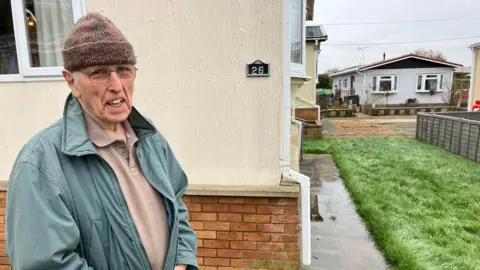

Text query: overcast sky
(313, 0), (480, 73)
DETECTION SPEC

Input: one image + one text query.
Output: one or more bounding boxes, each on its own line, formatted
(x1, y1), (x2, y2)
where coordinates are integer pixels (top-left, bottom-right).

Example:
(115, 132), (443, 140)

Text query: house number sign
(246, 60), (269, 77)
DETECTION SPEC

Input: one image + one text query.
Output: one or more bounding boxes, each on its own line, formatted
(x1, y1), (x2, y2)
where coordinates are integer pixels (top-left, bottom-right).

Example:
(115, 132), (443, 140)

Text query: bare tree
(441, 79), (463, 107)
(325, 68), (341, 75)
(428, 88), (437, 107)
(384, 90), (392, 107)
(362, 83), (385, 108)
(413, 49), (447, 61)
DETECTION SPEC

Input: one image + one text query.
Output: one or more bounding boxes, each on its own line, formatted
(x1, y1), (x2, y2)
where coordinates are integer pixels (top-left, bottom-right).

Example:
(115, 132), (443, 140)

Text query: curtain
(291, 0), (302, 64)
(34, 0), (74, 67)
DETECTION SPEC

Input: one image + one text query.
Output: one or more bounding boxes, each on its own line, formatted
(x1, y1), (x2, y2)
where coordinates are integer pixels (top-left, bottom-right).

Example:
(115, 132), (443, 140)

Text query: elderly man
(6, 12), (197, 270)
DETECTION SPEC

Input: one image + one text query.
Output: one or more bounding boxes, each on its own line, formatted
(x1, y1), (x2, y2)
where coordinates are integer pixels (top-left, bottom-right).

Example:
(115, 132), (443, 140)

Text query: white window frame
(290, 0), (306, 77)
(2, 0), (85, 82)
(416, 74), (444, 92)
(371, 75), (398, 93)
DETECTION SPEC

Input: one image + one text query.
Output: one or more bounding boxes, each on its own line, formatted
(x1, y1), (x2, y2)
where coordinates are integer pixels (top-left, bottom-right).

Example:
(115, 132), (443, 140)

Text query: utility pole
(357, 46), (369, 65)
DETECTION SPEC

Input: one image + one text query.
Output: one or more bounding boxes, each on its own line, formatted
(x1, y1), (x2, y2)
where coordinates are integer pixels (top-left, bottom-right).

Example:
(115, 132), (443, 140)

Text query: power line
(322, 35), (480, 46)
(320, 17), (480, 26)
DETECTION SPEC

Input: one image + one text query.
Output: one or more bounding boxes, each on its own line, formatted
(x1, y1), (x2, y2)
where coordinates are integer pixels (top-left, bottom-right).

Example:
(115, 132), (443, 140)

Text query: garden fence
(417, 112), (480, 162)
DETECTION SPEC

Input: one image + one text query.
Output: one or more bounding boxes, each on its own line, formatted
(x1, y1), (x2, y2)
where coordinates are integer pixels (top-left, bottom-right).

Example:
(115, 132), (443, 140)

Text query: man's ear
(62, 69), (81, 98)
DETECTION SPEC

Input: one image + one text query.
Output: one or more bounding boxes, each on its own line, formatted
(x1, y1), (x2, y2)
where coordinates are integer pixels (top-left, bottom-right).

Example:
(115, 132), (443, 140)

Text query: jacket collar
(61, 93), (157, 156)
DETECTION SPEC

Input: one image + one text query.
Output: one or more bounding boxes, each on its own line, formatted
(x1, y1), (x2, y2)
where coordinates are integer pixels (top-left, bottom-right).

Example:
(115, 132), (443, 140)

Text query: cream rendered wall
(0, 82), (69, 179)
(296, 43), (316, 106)
(474, 49), (480, 104)
(0, 0), (283, 186)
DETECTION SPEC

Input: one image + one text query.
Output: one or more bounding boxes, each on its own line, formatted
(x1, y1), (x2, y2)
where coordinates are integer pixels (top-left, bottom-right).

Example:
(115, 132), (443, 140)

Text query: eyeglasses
(78, 65), (137, 84)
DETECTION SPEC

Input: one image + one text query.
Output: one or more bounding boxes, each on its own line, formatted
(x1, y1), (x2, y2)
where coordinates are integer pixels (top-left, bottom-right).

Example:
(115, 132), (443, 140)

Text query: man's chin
(106, 112), (130, 123)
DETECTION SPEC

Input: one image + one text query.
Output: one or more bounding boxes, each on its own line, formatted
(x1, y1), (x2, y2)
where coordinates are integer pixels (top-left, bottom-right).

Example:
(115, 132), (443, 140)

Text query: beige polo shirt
(84, 114), (170, 270)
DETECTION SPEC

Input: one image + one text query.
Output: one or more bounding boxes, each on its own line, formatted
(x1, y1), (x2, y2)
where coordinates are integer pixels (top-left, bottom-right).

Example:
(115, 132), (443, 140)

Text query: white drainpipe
(281, 0), (291, 177)
(283, 170), (311, 266)
(356, 70), (367, 107)
(282, 0), (311, 266)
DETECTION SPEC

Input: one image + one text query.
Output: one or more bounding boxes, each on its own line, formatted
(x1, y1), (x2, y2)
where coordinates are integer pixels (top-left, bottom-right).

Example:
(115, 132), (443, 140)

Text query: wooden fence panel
(416, 113), (480, 162)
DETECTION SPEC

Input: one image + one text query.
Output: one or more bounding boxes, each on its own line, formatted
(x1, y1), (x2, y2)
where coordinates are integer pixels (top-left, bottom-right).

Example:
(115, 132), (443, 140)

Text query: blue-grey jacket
(6, 94), (198, 270)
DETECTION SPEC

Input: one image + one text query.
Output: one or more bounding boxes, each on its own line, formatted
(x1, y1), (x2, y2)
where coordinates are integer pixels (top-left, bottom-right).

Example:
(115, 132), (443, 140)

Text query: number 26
(252, 67), (265, 74)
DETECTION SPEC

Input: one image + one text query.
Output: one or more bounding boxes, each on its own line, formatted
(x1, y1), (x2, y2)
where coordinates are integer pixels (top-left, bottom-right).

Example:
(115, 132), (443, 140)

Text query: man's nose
(107, 72), (123, 91)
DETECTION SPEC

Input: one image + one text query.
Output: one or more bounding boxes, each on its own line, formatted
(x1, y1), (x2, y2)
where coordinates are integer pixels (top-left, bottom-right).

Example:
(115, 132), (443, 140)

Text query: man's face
(63, 65), (135, 128)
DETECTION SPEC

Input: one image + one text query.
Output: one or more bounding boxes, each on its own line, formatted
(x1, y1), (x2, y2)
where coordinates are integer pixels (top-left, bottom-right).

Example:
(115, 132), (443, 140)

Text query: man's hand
(174, 265), (187, 270)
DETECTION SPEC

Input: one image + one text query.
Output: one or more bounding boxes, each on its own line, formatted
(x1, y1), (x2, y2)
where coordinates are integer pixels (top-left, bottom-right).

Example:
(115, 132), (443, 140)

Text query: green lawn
(304, 138), (480, 270)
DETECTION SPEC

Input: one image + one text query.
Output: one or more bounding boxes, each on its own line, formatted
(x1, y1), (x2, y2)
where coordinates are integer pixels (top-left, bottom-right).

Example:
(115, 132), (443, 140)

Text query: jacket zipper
(135, 144), (178, 267)
(96, 156), (152, 270)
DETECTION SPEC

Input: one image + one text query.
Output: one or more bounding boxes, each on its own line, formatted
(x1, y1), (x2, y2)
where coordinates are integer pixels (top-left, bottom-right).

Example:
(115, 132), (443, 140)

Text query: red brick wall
(0, 191), (9, 270)
(0, 192), (300, 270)
(183, 195), (299, 270)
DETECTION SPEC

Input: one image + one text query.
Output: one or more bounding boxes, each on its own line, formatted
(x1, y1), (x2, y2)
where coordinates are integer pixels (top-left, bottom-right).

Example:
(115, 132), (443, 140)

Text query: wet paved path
(300, 154), (388, 270)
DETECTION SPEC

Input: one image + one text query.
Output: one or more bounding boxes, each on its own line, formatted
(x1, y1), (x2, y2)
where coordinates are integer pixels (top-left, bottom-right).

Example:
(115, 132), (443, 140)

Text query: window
(372, 75), (398, 92)
(350, 75), (355, 89)
(290, 0), (305, 76)
(417, 74), (444, 92)
(343, 78), (347, 89)
(0, 0), (84, 81)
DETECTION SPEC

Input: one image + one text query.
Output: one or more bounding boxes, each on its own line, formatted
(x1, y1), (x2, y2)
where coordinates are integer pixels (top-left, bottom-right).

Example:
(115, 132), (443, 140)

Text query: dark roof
(330, 54), (462, 77)
(306, 24), (328, 42)
(359, 54), (462, 71)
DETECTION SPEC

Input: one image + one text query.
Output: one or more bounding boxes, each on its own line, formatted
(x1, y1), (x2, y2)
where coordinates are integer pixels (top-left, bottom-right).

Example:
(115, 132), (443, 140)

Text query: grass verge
(304, 138), (480, 270)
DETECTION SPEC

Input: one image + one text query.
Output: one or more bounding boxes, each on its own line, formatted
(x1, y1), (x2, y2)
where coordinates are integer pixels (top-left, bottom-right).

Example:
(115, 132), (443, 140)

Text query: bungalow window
(0, 0), (84, 81)
(417, 74), (444, 91)
(343, 78), (347, 88)
(372, 75), (398, 92)
(290, 0), (306, 76)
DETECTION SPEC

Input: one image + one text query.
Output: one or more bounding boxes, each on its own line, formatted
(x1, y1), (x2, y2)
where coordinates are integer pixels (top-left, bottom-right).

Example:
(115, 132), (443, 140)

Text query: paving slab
(300, 154), (389, 270)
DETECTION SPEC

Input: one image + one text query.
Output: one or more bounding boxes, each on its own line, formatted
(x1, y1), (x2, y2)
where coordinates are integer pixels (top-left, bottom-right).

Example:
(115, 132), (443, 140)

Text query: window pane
(425, 79), (438, 90)
(0, 1), (19, 74)
(380, 80), (392, 91)
(380, 76), (391, 79)
(291, 0), (302, 64)
(440, 75), (444, 89)
(417, 75), (422, 90)
(24, 0), (74, 68)
(394, 76), (398, 90)
(372, 76), (377, 91)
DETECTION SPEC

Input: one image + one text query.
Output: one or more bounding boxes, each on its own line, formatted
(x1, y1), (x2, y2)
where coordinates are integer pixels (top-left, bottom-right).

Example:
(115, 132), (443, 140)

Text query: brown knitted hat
(62, 12), (136, 71)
